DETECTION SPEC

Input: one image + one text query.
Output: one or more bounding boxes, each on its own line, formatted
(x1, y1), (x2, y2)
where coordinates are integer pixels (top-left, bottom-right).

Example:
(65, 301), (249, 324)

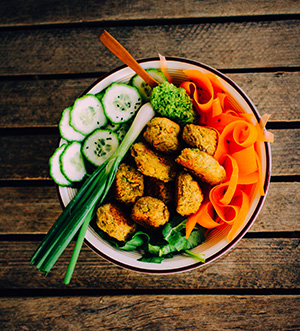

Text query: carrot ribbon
(180, 70), (215, 123)
(182, 69), (273, 242)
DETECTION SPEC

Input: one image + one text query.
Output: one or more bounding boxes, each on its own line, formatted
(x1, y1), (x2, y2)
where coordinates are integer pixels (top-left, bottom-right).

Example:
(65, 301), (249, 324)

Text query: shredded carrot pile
(181, 69), (274, 242)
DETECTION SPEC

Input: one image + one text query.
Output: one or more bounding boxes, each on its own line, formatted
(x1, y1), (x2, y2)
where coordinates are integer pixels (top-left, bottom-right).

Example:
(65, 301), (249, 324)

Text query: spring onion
(30, 102), (155, 283)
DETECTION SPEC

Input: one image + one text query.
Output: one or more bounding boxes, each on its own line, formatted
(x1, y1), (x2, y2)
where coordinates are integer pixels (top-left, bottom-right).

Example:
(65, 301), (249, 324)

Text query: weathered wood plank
(254, 182), (300, 232)
(0, 78), (95, 129)
(0, 21), (299, 76)
(1, 0), (300, 27)
(269, 129), (300, 176)
(0, 182), (299, 234)
(0, 134), (58, 181)
(0, 129), (297, 180)
(227, 72), (300, 122)
(0, 238), (299, 289)
(0, 295), (299, 330)
(1, 72), (299, 129)
(0, 185), (61, 234)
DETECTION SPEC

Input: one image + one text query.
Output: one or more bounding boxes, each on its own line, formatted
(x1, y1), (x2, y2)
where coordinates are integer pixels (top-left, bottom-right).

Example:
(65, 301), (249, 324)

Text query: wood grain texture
(0, 185), (61, 234)
(0, 78), (95, 129)
(0, 72), (299, 129)
(0, 21), (299, 76)
(0, 238), (299, 289)
(227, 72), (300, 122)
(0, 182), (299, 234)
(0, 134), (58, 181)
(1, 129), (298, 180)
(1, 295), (299, 330)
(0, 1), (299, 329)
(1, 0), (299, 27)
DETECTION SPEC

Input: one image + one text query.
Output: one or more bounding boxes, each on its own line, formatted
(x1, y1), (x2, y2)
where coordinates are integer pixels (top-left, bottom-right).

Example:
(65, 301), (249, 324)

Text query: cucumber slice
(60, 141), (87, 183)
(130, 69), (168, 101)
(70, 94), (107, 135)
(82, 129), (119, 167)
(101, 83), (142, 124)
(59, 107), (85, 142)
(49, 144), (72, 187)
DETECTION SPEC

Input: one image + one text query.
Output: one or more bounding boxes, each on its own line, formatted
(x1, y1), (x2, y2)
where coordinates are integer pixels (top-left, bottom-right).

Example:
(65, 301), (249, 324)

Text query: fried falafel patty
(130, 142), (177, 182)
(144, 177), (174, 205)
(131, 196), (170, 229)
(176, 148), (226, 185)
(143, 117), (181, 153)
(115, 163), (144, 205)
(182, 124), (218, 156)
(176, 172), (203, 216)
(96, 203), (136, 242)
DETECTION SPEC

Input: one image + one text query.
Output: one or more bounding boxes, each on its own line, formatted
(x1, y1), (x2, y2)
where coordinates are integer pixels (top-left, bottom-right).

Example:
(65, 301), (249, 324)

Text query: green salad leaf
(98, 214), (206, 264)
(116, 231), (150, 251)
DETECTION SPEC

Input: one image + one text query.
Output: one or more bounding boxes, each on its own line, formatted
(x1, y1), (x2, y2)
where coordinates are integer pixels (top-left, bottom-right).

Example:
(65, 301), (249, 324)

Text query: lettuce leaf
(95, 214), (206, 264)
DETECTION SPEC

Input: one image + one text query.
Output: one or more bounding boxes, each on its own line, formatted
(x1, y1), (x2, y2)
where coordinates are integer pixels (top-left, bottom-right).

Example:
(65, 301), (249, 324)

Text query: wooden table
(1, 1), (299, 330)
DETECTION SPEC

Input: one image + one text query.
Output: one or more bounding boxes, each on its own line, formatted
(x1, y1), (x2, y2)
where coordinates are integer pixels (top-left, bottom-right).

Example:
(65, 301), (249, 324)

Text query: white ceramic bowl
(58, 57), (272, 274)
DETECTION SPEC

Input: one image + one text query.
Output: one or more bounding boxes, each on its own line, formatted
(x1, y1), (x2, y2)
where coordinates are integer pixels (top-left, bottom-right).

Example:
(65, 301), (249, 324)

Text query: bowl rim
(58, 56), (272, 274)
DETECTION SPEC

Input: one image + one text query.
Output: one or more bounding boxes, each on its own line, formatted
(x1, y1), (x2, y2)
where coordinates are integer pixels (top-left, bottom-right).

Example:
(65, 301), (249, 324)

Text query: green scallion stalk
(30, 103), (155, 281)
(63, 157), (117, 284)
(184, 250), (206, 263)
(63, 207), (94, 284)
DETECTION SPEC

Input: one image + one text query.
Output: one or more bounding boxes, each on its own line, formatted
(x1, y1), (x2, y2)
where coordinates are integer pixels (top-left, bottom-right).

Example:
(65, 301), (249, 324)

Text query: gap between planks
(0, 66), (300, 82)
(1, 287), (300, 298)
(0, 13), (300, 31)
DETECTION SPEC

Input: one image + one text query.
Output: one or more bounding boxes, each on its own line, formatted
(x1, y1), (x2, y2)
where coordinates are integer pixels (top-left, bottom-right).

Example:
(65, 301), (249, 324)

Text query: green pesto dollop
(150, 82), (196, 126)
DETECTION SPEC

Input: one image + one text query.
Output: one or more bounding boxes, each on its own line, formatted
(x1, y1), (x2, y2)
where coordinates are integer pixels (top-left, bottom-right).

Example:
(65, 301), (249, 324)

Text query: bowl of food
(51, 56), (272, 274)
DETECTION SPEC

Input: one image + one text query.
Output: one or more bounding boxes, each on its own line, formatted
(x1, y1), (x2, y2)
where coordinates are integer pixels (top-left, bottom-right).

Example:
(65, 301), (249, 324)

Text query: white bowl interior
(58, 58), (270, 273)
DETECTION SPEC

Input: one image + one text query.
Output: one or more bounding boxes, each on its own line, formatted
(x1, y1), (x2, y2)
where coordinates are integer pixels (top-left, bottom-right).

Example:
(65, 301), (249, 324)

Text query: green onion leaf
(30, 103), (155, 282)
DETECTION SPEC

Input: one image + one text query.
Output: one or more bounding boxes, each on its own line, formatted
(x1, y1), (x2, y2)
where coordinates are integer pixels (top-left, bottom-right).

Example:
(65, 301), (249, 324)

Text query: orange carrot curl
(183, 69), (273, 242)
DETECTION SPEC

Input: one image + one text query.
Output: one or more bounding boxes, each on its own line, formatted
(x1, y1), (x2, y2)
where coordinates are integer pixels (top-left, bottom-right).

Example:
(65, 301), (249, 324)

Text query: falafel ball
(143, 117), (181, 153)
(115, 163), (144, 205)
(144, 176), (174, 205)
(131, 196), (170, 229)
(182, 124), (218, 156)
(176, 148), (226, 185)
(96, 203), (136, 242)
(131, 142), (177, 182)
(176, 172), (203, 216)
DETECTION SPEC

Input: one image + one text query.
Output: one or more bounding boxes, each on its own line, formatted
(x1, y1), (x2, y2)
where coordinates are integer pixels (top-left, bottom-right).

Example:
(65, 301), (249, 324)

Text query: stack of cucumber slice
(49, 69), (167, 187)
